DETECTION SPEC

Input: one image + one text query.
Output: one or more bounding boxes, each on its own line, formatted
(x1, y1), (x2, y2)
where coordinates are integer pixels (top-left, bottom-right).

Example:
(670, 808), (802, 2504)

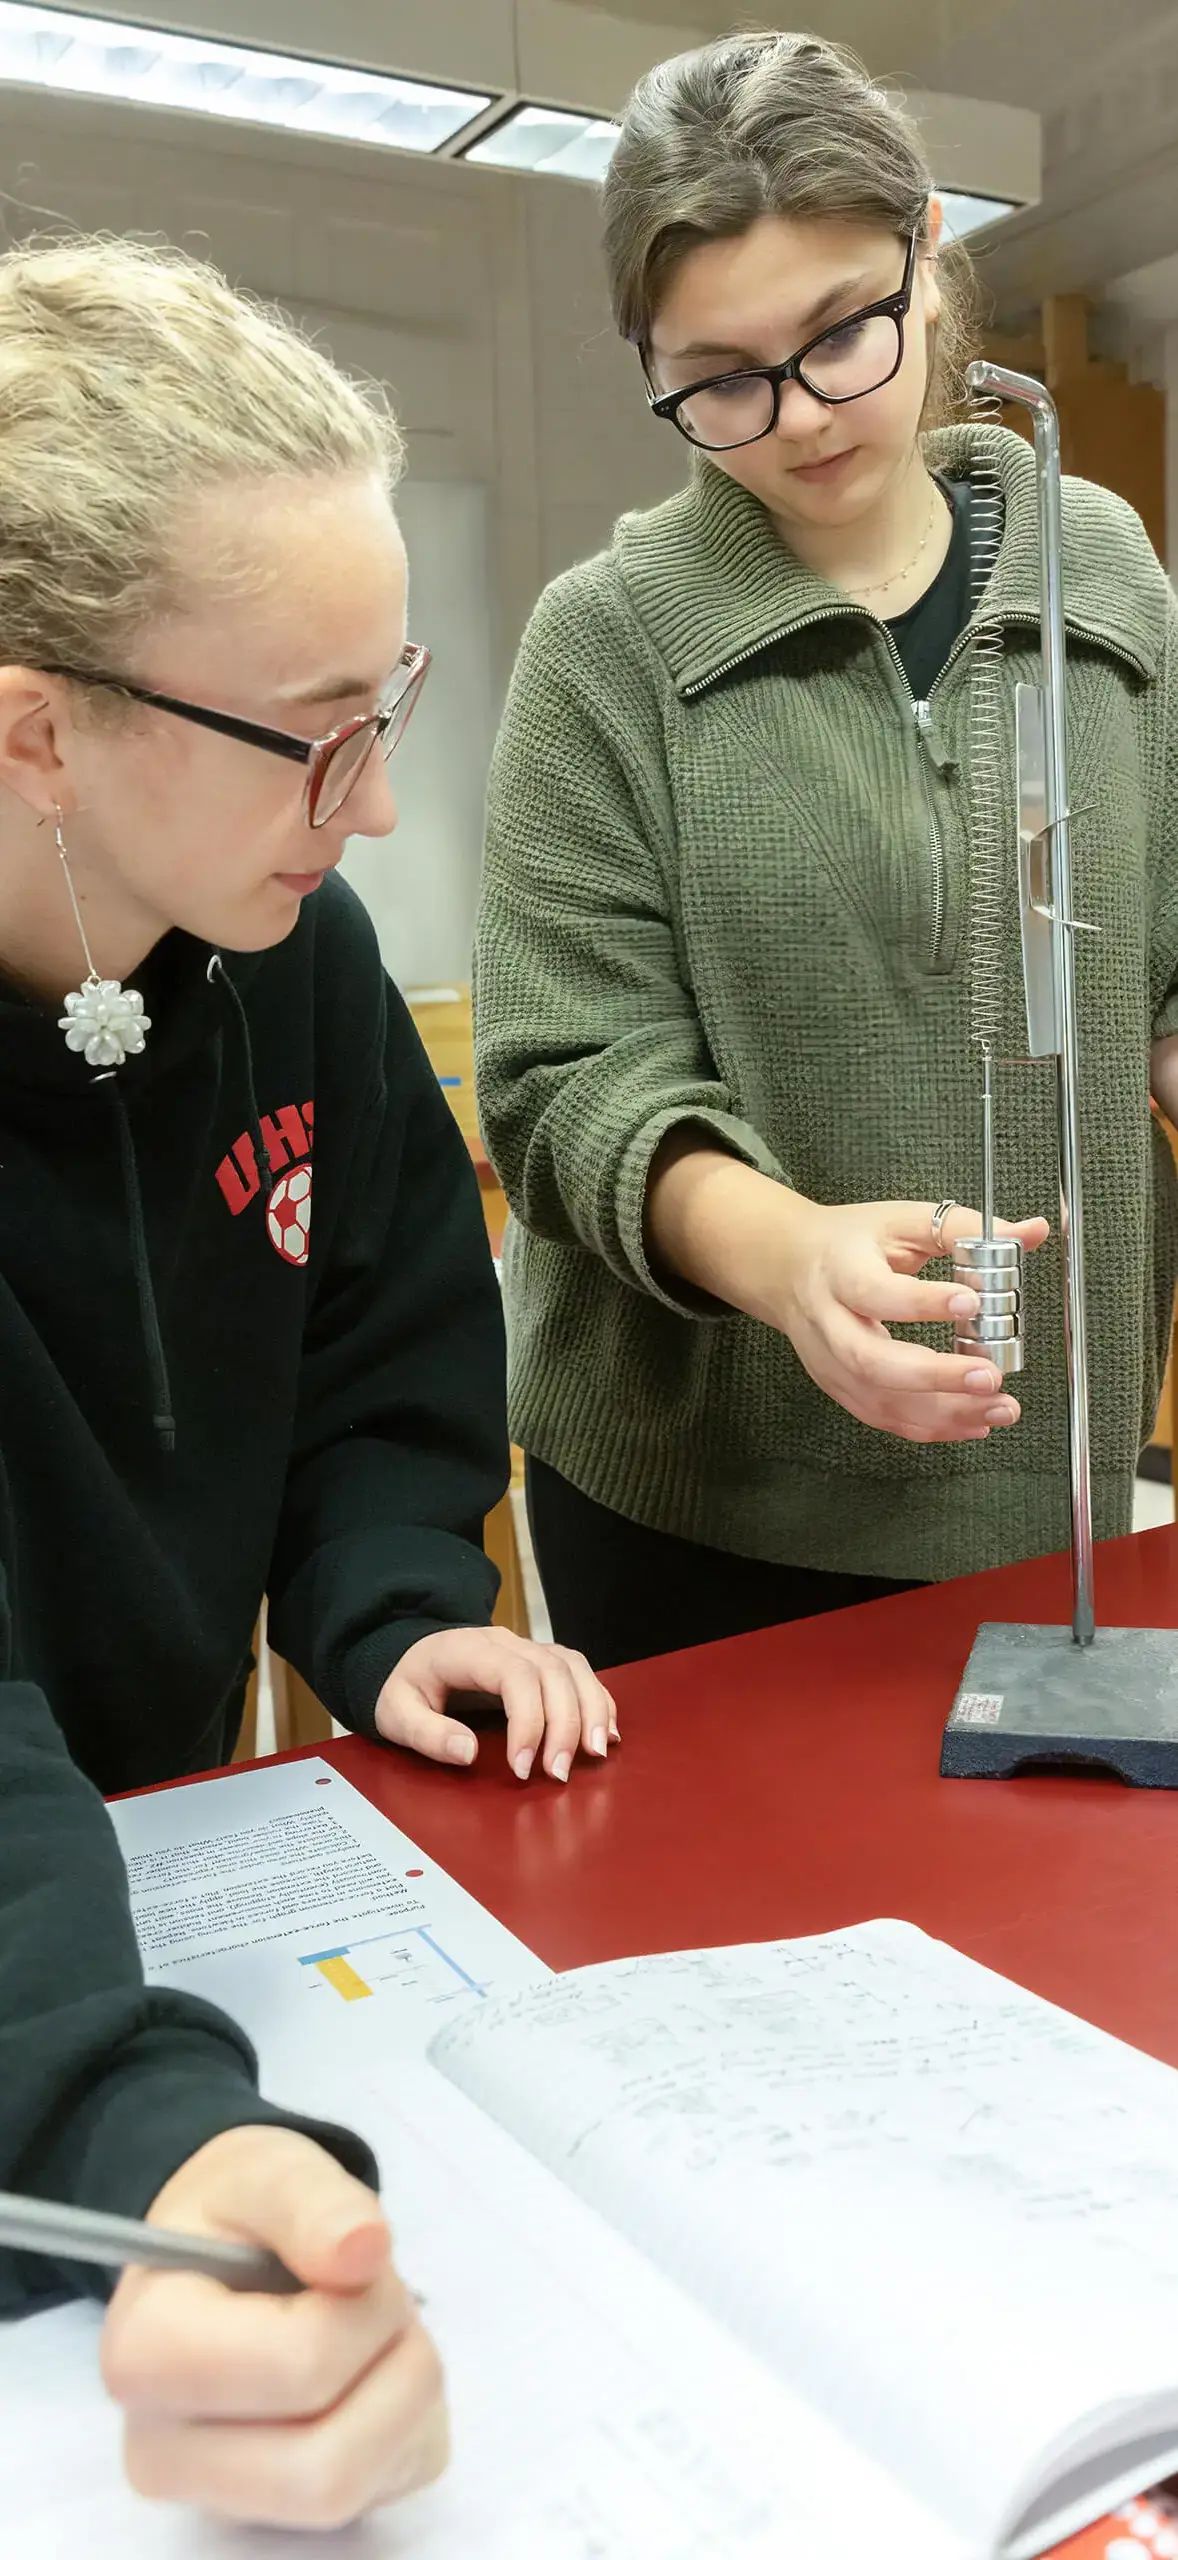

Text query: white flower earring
(54, 809), (151, 1069)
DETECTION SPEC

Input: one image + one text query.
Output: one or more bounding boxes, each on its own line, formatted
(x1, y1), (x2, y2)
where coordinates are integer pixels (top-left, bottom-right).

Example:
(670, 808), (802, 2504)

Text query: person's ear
(0, 669), (78, 821)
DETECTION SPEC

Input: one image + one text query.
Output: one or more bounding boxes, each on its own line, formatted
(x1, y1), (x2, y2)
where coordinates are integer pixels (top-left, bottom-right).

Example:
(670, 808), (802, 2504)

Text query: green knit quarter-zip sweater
(474, 424), (1178, 1581)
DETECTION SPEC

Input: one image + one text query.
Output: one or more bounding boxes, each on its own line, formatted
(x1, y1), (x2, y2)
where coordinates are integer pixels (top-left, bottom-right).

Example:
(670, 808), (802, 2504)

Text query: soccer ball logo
(266, 1163), (313, 1268)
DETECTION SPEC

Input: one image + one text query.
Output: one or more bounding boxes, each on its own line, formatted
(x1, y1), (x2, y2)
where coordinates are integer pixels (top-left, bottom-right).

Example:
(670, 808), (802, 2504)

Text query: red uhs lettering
(215, 1100), (314, 1217)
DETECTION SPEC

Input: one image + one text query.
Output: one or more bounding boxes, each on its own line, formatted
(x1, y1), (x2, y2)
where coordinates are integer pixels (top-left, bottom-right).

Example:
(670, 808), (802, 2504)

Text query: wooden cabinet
(984, 294), (1165, 558)
(406, 983), (526, 1628)
(1150, 1109), (1178, 1466)
(405, 982), (509, 1254)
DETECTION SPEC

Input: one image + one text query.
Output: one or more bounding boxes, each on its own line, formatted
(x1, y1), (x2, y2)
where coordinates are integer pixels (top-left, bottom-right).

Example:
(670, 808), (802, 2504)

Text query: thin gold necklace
(848, 483), (947, 604)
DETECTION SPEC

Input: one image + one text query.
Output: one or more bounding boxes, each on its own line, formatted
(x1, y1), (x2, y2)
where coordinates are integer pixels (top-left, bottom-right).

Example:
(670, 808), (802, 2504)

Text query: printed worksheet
(107, 1756), (548, 2070)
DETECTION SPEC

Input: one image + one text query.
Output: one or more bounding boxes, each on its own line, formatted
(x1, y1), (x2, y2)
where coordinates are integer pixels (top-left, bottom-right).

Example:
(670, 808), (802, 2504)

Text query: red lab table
(271, 1521), (1178, 2066)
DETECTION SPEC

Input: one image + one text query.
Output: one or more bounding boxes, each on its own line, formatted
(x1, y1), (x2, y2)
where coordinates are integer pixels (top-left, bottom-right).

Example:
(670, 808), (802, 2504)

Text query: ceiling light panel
(464, 103), (619, 183)
(938, 191), (1019, 241)
(0, 4), (491, 151)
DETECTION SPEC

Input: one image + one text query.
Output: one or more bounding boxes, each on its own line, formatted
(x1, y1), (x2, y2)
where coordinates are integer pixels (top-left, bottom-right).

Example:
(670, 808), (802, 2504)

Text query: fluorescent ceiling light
(0, 4), (490, 151)
(939, 190), (1019, 242)
(0, 13), (1027, 216)
(465, 103), (619, 183)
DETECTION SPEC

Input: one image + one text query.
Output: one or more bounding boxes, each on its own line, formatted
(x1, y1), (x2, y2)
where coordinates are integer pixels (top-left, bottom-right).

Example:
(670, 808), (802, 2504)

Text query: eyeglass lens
(312, 662), (426, 827)
(674, 311), (903, 451)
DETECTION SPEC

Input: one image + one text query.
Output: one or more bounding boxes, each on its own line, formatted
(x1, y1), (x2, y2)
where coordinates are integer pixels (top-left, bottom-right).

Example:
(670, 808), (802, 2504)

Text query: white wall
(0, 83), (686, 978)
(340, 479), (496, 985)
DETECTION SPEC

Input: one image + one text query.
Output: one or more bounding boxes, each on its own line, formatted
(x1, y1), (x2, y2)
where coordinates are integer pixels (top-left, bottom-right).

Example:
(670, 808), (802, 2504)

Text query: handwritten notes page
(430, 1921), (1178, 2555)
(0, 2061), (940, 2560)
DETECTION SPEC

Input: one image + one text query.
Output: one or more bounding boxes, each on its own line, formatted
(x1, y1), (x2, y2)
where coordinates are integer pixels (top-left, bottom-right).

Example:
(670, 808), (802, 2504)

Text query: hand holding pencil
(93, 2125), (447, 2529)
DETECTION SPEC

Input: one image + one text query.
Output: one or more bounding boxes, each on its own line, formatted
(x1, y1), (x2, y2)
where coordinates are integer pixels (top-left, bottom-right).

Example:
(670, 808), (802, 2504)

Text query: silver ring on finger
(930, 1197), (957, 1249)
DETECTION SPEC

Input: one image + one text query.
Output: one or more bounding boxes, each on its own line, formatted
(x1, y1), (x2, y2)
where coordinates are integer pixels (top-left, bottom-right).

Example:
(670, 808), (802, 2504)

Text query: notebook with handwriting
(421, 1919), (1178, 2560)
(7, 1917), (1178, 2557)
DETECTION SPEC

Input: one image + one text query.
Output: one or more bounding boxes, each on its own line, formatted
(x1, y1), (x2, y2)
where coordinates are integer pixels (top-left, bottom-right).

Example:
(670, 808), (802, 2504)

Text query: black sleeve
(0, 1680), (378, 2321)
(266, 968), (509, 1740)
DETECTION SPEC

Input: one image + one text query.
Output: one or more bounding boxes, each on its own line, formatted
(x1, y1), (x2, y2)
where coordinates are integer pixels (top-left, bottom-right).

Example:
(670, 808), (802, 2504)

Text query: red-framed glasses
(38, 641), (432, 830)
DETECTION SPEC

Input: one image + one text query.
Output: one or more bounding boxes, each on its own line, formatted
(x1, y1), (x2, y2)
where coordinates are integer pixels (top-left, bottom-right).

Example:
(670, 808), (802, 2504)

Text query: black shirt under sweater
(884, 477), (971, 699)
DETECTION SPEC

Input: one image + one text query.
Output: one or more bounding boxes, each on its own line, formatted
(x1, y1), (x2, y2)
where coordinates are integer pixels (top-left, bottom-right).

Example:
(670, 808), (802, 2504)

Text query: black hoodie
(0, 872), (508, 2312)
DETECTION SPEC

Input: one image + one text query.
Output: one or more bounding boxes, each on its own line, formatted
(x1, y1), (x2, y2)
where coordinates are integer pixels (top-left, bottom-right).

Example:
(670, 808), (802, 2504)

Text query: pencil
(0, 2188), (302, 2292)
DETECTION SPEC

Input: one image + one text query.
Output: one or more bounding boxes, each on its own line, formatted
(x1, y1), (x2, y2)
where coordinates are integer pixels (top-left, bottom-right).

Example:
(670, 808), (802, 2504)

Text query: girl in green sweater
(475, 31), (1178, 1667)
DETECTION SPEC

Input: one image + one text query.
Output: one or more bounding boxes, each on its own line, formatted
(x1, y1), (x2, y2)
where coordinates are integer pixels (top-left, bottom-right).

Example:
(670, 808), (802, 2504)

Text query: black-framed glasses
(38, 641), (431, 829)
(645, 233), (919, 453)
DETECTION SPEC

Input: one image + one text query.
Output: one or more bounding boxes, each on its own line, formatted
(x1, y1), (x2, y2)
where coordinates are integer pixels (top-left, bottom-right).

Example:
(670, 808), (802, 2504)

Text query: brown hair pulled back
(602, 30), (980, 425)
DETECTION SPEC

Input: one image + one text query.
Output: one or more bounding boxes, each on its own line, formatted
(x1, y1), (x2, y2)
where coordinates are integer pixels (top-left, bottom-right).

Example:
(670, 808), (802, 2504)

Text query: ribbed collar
(613, 422), (1167, 697)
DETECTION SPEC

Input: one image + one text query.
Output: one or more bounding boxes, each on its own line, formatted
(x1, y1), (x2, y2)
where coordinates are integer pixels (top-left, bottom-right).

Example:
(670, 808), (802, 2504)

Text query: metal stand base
(942, 1622), (1178, 1786)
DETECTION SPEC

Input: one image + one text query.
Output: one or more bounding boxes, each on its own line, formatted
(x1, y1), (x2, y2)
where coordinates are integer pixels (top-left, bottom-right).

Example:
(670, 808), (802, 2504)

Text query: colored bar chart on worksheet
(310, 1950), (373, 2000)
(107, 1756), (549, 2070)
(299, 1923), (492, 2009)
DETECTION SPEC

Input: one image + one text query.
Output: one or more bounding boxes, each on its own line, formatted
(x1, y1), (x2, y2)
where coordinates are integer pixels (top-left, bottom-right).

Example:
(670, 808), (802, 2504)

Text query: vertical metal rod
(967, 360), (1095, 1648)
(981, 1047), (994, 1241)
(1032, 398), (1095, 1648)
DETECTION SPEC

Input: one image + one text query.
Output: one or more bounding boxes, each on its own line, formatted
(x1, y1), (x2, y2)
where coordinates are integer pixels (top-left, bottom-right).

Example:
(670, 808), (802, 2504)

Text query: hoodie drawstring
(107, 1085), (176, 1455)
(206, 954), (274, 1204)
(98, 956), (268, 1459)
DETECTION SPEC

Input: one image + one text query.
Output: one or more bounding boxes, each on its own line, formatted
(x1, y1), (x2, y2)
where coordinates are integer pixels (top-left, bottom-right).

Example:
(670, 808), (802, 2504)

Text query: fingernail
(948, 1290), (979, 1318)
(513, 1747), (534, 1782)
(609, 1724), (621, 1745)
(329, 2213), (390, 2269)
(590, 1725), (608, 1758)
(985, 1402), (1013, 1425)
(551, 1751), (572, 1784)
(965, 1367), (997, 1391)
(447, 1733), (476, 1765)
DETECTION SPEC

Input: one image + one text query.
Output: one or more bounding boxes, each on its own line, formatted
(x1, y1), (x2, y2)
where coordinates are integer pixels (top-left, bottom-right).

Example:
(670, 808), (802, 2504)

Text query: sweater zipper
(871, 617), (947, 971)
(680, 605), (1145, 976)
(912, 699), (945, 966)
